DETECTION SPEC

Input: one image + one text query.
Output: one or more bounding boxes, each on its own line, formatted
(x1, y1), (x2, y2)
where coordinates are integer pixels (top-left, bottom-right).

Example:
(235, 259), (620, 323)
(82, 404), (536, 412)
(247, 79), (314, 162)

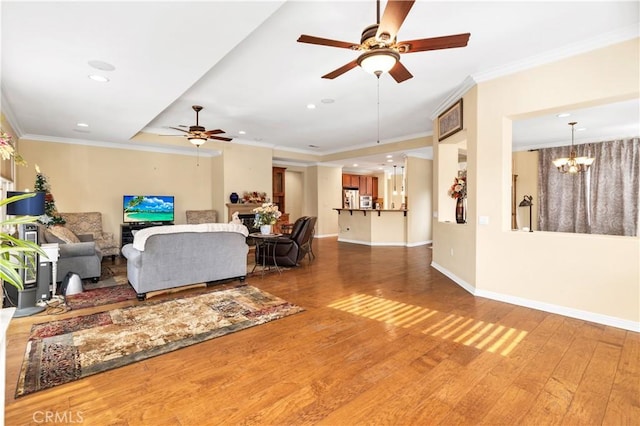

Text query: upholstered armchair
(37, 224), (102, 283)
(59, 212), (119, 260)
(186, 210), (218, 224)
(254, 216), (315, 267)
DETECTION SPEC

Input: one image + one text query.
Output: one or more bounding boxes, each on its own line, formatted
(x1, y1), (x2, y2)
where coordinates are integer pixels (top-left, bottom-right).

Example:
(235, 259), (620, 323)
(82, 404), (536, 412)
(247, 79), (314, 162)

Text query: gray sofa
(37, 224), (102, 283)
(121, 223), (249, 300)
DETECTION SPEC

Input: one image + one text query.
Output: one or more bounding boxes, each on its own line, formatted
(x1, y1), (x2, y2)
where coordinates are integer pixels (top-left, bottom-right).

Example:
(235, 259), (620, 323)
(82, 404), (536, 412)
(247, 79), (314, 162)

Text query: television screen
(123, 195), (174, 224)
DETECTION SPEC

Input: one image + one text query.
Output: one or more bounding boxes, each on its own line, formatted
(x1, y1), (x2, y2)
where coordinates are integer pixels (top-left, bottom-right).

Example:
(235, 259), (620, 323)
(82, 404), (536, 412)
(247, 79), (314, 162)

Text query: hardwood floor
(4, 238), (639, 425)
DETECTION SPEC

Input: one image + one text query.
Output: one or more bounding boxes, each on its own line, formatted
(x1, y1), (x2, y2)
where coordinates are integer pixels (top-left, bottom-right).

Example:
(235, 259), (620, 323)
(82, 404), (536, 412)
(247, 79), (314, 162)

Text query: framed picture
(438, 98), (463, 141)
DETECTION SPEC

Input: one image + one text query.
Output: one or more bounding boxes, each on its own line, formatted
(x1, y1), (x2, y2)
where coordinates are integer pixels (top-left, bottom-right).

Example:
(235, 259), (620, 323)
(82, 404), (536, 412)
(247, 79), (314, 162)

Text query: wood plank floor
(4, 238), (639, 425)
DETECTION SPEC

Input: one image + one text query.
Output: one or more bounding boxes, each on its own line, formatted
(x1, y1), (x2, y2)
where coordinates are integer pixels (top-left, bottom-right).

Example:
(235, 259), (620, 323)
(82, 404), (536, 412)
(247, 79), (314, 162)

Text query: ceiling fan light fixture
(357, 49), (399, 75)
(188, 136), (207, 147)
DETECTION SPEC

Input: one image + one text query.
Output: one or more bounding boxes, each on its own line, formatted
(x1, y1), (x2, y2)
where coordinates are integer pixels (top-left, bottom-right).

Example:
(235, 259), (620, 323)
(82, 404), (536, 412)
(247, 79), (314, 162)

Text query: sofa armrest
(58, 241), (98, 257)
(121, 243), (142, 268)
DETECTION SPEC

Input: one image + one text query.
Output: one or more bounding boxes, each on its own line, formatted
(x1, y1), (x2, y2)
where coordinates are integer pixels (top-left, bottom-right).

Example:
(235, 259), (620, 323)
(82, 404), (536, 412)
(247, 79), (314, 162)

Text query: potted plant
(253, 202), (282, 235)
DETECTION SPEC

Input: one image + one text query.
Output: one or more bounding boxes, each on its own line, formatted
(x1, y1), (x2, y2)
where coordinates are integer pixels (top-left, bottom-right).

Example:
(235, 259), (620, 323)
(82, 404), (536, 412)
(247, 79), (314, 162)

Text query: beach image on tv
(124, 195), (174, 223)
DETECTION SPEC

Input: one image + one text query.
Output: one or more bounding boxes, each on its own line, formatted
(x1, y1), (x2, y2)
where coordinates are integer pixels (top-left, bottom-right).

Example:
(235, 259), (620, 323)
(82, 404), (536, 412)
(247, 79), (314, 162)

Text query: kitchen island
(334, 208), (408, 246)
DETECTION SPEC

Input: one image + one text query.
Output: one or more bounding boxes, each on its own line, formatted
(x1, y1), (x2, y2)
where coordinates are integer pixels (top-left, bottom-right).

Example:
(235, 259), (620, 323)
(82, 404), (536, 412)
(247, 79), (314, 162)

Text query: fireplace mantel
(226, 203), (260, 218)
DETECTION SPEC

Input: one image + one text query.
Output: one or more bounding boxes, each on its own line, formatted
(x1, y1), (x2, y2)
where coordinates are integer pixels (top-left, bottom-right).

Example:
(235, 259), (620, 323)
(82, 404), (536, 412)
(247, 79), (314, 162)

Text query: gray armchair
(37, 224), (102, 283)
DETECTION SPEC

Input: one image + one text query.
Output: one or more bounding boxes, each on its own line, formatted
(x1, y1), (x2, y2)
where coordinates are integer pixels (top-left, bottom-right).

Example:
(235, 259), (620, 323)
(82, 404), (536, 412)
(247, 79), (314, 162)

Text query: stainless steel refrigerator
(344, 189), (359, 209)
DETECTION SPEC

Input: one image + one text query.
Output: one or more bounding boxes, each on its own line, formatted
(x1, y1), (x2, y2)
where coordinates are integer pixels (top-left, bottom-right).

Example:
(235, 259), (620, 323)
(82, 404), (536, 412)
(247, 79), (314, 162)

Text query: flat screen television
(123, 195), (174, 224)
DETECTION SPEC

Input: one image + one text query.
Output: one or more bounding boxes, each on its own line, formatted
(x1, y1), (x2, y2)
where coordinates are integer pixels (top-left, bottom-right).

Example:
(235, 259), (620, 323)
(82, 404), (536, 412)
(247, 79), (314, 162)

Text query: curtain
(538, 138), (639, 236)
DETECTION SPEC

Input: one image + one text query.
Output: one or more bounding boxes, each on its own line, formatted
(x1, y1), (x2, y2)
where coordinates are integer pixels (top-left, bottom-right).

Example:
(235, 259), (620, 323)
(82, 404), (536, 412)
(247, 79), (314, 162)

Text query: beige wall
(16, 139), (215, 243)
(314, 165), (342, 236)
(434, 38), (640, 328)
(406, 156), (432, 246)
(220, 143), (272, 222)
(285, 169), (303, 221)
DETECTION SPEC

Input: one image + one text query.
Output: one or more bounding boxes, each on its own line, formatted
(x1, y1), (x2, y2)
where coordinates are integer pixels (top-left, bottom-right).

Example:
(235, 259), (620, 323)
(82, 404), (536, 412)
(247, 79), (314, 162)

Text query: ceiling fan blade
(389, 61), (413, 83)
(322, 60), (359, 80)
(376, 0), (415, 42)
(400, 33), (471, 53)
(169, 127), (189, 133)
(297, 35), (358, 50)
(208, 135), (233, 142)
(204, 129), (224, 135)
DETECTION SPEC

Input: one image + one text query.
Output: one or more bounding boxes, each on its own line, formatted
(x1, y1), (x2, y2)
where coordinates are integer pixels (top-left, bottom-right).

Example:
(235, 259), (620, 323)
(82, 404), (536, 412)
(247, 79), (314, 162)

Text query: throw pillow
(48, 226), (81, 244)
(44, 230), (66, 244)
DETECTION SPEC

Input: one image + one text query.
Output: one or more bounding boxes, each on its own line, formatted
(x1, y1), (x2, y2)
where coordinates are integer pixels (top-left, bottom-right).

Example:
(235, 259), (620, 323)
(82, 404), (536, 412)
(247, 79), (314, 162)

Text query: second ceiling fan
(170, 105), (232, 146)
(297, 0), (471, 83)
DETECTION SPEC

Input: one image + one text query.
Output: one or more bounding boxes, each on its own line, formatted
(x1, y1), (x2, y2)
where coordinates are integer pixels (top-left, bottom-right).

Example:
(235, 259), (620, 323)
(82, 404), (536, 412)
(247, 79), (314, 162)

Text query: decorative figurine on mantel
(242, 191), (267, 204)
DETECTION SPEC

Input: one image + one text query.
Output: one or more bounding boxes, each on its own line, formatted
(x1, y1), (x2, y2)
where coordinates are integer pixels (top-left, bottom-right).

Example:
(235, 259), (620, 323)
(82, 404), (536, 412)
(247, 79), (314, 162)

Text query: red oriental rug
(64, 285), (137, 310)
(16, 285), (303, 397)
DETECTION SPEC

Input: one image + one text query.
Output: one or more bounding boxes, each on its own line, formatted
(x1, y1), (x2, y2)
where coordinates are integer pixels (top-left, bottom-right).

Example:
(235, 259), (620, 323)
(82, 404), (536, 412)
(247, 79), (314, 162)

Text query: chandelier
(552, 122), (595, 173)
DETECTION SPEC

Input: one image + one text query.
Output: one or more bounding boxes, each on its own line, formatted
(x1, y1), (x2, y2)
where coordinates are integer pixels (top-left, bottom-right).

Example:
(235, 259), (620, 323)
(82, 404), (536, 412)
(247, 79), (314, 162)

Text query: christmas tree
(34, 164), (65, 226)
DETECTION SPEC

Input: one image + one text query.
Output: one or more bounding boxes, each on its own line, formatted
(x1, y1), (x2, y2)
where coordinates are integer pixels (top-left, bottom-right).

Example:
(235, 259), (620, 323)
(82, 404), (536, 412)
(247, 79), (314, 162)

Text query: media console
(120, 222), (174, 248)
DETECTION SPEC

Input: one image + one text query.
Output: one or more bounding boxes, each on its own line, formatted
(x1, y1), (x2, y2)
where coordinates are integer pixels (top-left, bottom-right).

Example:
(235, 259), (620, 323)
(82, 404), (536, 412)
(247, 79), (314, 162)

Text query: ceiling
(1, 1), (638, 173)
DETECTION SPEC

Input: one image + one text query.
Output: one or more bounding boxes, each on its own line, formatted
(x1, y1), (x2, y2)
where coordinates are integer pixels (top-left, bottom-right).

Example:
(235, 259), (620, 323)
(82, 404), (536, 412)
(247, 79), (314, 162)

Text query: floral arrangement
(253, 202), (282, 227)
(242, 191), (267, 204)
(448, 176), (467, 199)
(0, 129), (27, 166)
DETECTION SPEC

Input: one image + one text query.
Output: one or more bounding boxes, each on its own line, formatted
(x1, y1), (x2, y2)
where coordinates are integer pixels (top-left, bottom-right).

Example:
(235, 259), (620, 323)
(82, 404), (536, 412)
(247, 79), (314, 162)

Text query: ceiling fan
(297, 0), (471, 83)
(170, 105), (232, 146)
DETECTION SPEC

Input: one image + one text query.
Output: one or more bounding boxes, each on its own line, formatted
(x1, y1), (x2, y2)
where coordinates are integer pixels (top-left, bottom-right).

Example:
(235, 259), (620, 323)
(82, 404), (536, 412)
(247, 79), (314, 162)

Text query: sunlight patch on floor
(422, 314), (528, 356)
(328, 294), (528, 356)
(327, 294), (437, 328)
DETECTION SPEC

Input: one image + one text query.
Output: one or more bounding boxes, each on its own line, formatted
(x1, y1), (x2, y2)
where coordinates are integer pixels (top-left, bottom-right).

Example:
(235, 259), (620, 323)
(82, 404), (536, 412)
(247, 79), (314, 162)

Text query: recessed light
(76, 122), (89, 127)
(88, 74), (109, 83)
(353, 163), (359, 167)
(306, 104), (316, 109)
(576, 127), (587, 131)
(238, 130), (246, 135)
(88, 60), (115, 71)
(387, 159), (393, 162)
(556, 113), (571, 118)
(386, 154), (393, 158)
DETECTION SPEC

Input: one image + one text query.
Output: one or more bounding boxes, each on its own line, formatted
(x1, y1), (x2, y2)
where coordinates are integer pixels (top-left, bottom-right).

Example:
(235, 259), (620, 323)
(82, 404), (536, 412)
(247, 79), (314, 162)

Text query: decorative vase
(229, 192), (239, 204)
(260, 225), (272, 235)
(455, 197), (466, 224)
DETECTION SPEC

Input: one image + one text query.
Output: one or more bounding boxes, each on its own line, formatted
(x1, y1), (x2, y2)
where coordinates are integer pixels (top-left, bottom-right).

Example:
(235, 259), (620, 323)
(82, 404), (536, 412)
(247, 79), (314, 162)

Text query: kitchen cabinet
(341, 174), (378, 198)
(272, 167), (286, 214)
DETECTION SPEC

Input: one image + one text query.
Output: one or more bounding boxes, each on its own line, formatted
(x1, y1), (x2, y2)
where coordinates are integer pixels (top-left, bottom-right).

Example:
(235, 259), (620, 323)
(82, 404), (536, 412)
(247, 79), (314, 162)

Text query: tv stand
(120, 222), (173, 248)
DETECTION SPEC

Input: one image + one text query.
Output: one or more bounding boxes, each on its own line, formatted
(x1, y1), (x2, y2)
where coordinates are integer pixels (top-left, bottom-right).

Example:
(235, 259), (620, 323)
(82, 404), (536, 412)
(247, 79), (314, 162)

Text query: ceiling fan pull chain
(377, 74), (381, 144)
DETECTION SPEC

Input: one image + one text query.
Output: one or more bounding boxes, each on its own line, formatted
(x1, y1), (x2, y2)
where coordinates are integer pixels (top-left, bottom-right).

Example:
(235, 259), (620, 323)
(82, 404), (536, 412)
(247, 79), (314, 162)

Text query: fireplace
(226, 203), (289, 234)
(227, 203), (259, 234)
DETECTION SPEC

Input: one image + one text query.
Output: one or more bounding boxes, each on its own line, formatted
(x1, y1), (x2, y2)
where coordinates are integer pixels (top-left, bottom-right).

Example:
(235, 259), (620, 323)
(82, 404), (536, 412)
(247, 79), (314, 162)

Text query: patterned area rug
(65, 285), (137, 310)
(16, 285), (303, 397)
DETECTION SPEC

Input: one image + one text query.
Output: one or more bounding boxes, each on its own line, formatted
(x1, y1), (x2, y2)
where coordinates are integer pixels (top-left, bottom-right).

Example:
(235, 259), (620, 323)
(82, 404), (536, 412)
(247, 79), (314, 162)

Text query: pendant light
(552, 122), (595, 174)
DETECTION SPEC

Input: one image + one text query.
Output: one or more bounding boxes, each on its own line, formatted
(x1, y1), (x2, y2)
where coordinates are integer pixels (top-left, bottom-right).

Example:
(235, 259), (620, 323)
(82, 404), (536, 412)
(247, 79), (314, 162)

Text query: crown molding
(430, 76), (477, 121)
(0, 91), (24, 137)
(20, 134), (222, 157)
(474, 24), (639, 84)
(430, 26), (639, 121)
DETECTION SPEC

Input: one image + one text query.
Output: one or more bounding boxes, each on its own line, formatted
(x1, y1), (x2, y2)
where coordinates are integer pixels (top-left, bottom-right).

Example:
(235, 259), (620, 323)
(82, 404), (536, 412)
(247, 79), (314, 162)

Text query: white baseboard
(337, 238), (410, 246)
(315, 233), (338, 239)
(407, 240), (432, 247)
(431, 262), (640, 333)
